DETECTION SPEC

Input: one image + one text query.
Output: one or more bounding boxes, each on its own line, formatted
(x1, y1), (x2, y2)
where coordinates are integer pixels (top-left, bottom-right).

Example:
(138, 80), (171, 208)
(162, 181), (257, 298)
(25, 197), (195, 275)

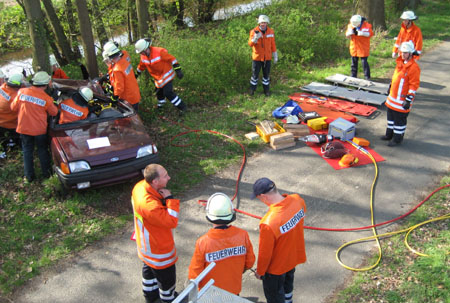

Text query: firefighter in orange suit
(134, 38), (187, 112)
(10, 71), (58, 182)
(0, 74), (23, 153)
(392, 11), (422, 59)
(58, 87), (92, 124)
(248, 14), (277, 96)
(103, 42), (141, 111)
(345, 15), (373, 80)
(252, 177), (307, 303)
(131, 164), (181, 303)
(50, 55), (69, 79)
(382, 41), (420, 147)
(188, 193), (255, 295)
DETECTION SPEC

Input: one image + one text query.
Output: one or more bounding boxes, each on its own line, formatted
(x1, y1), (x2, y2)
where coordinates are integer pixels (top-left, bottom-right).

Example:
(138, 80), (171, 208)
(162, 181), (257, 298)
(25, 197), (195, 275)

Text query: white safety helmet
(7, 73), (23, 88)
(79, 87), (93, 102)
(350, 14), (362, 27)
(0, 69), (5, 79)
(49, 54), (58, 66)
(400, 41), (415, 53)
(32, 71), (51, 85)
(258, 14), (270, 24)
(400, 11), (417, 20)
(135, 38), (152, 54)
(205, 193), (236, 224)
(103, 41), (120, 57)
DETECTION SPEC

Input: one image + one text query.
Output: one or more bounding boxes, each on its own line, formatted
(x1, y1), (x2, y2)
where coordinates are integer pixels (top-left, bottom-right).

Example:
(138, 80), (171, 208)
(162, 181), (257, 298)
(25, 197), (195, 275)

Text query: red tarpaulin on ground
(289, 92), (377, 117)
(307, 140), (385, 170)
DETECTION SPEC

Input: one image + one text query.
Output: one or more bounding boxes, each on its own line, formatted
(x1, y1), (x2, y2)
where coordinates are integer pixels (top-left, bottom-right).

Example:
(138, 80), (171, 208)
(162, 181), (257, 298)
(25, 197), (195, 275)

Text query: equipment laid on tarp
(301, 82), (386, 106)
(272, 99), (303, 118)
(325, 74), (390, 95)
(328, 117), (356, 141)
(289, 93), (376, 117)
(307, 140), (385, 170)
(299, 111), (321, 122)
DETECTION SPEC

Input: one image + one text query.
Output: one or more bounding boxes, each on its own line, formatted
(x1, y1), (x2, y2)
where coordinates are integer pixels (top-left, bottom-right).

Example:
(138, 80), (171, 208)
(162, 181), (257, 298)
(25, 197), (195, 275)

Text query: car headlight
(69, 161), (91, 173)
(137, 145), (155, 158)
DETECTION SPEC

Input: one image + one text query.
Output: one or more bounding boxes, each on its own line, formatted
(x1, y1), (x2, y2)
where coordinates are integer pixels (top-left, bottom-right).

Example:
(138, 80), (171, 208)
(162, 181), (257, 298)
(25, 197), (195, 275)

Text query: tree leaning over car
(74, 0), (99, 78)
(22, 0), (50, 73)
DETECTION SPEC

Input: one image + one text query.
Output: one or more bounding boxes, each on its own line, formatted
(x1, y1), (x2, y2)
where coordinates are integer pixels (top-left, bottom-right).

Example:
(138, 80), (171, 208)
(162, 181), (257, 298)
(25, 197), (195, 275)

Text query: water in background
(0, 0), (273, 76)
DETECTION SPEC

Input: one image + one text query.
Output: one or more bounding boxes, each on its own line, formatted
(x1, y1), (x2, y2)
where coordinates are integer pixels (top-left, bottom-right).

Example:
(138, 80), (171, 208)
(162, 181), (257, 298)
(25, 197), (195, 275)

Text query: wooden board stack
(282, 124), (310, 140)
(270, 132), (295, 150)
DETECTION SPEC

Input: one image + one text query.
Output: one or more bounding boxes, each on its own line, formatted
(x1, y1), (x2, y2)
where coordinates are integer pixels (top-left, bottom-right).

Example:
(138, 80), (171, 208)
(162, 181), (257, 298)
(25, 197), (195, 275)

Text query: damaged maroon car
(49, 79), (158, 189)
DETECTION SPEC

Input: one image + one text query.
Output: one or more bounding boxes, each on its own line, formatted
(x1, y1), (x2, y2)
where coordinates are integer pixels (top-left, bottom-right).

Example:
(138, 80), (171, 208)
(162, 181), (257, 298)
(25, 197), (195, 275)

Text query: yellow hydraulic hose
(336, 140), (449, 271)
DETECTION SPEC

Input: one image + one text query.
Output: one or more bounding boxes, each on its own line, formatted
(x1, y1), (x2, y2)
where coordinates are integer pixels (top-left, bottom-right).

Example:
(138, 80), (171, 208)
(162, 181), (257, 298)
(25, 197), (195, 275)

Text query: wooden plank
(270, 141), (296, 150)
(270, 132), (294, 144)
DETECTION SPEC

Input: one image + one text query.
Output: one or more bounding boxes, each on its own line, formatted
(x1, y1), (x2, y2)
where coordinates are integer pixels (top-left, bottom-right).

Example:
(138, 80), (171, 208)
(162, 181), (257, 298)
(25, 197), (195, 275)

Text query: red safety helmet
(321, 141), (347, 159)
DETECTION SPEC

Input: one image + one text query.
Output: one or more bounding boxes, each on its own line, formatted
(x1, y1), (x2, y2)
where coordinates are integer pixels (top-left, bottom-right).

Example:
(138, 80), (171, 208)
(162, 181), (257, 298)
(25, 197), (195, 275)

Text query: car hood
(52, 115), (153, 162)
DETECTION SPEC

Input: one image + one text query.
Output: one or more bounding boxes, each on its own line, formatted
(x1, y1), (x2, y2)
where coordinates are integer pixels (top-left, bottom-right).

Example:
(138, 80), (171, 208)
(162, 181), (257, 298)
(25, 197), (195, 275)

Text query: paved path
(12, 42), (450, 303)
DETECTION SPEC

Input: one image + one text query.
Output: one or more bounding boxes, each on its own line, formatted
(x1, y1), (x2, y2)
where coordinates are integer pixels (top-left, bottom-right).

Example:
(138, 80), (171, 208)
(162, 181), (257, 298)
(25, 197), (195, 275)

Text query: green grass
(331, 176), (450, 303)
(1, 0), (450, 298)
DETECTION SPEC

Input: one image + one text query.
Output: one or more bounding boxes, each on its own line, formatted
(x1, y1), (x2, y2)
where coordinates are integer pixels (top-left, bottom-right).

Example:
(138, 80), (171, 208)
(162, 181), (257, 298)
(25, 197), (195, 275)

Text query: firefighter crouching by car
(50, 54), (69, 79)
(10, 71), (58, 182)
(381, 41), (421, 147)
(102, 41), (141, 111)
(0, 73), (24, 154)
(248, 14), (278, 96)
(134, 38), (187, 112)
(58, 87), (93, 124)
(131, 164), (182, 303)
(188, 192), (255, 295)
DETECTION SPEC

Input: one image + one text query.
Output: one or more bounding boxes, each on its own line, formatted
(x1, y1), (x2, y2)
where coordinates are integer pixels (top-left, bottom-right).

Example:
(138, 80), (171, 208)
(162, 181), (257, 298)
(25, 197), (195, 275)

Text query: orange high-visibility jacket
(52, 68), (69, 79)
(58, 98), (89, 124)
(131, 180), (179, 269)
(0, 83), (19, 129)
(393, 22), (423, 56)
(137, 47), (177, 89)
(110, 52), (141, 105)
(10, 86), (58, 136)
(257, 194), (307, 276)
(248, 26), (277, 61)
(347, 21), (373, 57)
(386, 57), (420, 113)
(188, 226), (255, 295)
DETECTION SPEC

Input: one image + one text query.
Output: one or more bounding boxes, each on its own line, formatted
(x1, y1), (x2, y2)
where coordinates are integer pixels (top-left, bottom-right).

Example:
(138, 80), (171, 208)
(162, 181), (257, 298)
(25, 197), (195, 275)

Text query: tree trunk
(42, 0), (77, 63)
(74, 0), (99, 78)
(358, 0), (386, 31)
(127, 0), (139, 42)
(23, 0), (50, 73)
(136, 0), (150, 37)
(65, 0), (82, 60)
(90, 0), (109, 46)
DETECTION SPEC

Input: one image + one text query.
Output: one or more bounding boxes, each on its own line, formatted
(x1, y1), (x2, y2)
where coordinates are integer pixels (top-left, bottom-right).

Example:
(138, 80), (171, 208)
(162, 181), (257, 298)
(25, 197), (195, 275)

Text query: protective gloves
(357, 30), (369, 37)
(135, 70), (141, 79)
(392, 52), (398, 58)
(353, 28), (358, 35)
(413, 50), (420, 56)
(252, 31), (262, 43)
(402, 94), (414, 110)
(175, 68), (184, 79)
(272, 51), (278, 64)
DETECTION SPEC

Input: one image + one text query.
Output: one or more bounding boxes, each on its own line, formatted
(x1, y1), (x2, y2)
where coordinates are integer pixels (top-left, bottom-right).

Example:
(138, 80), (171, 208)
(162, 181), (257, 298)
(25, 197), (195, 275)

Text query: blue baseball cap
(251, 177), (275, 199)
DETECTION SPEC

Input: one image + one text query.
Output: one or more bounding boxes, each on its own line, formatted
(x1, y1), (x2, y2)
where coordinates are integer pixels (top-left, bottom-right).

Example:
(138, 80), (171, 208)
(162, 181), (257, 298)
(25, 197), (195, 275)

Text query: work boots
(263, 85), (270, 96)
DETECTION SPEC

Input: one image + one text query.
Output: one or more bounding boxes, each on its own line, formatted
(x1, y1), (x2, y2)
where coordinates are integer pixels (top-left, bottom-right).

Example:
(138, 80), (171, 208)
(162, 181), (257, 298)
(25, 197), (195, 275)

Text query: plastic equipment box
(328, 117), (356, 141)
(256, 122), (286, 143)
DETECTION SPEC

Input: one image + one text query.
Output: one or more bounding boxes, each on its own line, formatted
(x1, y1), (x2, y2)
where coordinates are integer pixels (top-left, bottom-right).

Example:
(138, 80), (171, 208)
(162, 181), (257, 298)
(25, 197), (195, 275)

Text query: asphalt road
(12, 41), (450, 303)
